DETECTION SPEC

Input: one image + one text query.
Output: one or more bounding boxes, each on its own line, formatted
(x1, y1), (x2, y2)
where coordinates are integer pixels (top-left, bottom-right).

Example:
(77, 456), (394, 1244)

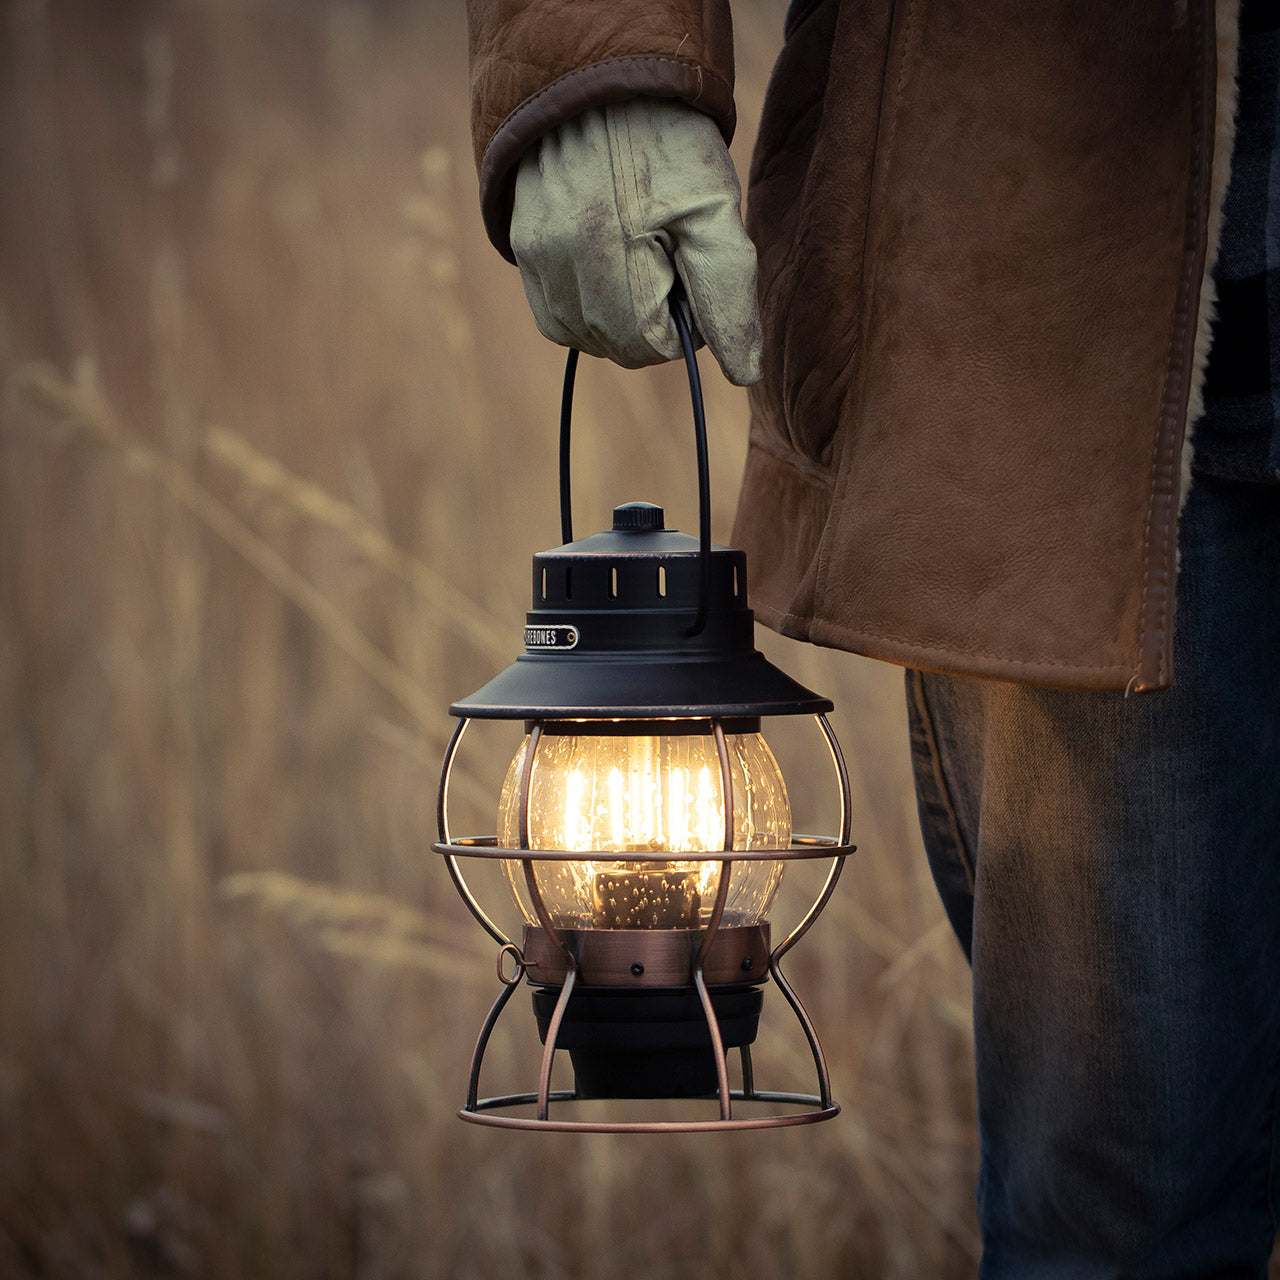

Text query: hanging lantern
(434, 298), (855, 1131)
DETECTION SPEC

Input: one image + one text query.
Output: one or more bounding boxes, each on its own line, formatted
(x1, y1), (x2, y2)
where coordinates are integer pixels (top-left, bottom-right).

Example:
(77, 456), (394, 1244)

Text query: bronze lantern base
(438, 825), (852, 1132)
(524, 923), (768, 1100)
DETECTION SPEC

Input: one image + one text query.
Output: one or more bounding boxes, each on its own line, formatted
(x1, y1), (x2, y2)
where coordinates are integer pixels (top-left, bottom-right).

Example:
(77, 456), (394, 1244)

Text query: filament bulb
(497, 724), (791, 930)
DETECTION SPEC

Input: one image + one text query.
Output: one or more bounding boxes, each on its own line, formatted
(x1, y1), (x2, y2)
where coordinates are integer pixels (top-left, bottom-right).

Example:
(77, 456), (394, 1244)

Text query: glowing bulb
(498, 724), (791, 930)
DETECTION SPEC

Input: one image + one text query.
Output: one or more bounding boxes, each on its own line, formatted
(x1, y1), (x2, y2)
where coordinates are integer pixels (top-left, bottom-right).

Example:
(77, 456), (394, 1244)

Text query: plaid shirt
(1193, 0), (1280, 483)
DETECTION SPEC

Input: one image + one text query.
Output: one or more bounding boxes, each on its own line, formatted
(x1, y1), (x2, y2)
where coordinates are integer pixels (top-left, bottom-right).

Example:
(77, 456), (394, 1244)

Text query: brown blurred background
(0, 2), (983, 1275)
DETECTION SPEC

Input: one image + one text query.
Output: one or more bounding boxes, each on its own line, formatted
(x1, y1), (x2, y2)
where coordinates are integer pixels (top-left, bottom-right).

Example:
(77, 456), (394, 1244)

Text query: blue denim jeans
(906, 474), (1280, 1276)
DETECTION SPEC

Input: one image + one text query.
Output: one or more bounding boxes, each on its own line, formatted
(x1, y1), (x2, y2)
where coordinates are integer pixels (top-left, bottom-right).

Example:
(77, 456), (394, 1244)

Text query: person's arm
(466, 2), (761, 385)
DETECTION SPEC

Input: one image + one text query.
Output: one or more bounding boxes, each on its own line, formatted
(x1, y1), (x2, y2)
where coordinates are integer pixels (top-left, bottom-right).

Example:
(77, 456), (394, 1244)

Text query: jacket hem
(757, 602), (1141, 693)
(741, 446), (1148, 691)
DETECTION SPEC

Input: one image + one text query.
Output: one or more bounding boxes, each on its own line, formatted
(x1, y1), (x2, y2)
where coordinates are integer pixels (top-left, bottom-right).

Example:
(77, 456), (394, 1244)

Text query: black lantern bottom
(531, 984), (764, 1099)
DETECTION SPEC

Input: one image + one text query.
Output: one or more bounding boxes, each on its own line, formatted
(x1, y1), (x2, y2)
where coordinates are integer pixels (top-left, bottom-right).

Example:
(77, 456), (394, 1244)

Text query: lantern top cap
(449, 503), (834, 721)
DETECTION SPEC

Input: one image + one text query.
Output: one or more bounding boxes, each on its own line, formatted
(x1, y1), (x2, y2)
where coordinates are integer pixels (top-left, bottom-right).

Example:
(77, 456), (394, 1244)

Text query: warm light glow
(498, 725), (791, 930)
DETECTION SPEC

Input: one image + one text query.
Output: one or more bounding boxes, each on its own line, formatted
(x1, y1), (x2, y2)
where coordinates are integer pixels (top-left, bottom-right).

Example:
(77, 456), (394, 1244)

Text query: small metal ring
(496, 943), (526, 987)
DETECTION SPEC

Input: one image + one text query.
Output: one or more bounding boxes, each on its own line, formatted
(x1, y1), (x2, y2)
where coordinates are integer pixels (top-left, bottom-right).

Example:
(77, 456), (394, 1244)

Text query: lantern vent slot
(609, 566), (619, 599)
(541, 568), (548, 601)
(658, 566), (667, 597)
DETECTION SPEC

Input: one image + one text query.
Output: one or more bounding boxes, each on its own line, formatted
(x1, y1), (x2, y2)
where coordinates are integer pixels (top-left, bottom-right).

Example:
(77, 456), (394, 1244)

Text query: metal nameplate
(525, 625), (579, 651)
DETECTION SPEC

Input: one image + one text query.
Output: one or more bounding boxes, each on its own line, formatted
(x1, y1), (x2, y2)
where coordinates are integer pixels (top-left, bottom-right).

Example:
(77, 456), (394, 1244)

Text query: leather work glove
(510, 97), (763, 386)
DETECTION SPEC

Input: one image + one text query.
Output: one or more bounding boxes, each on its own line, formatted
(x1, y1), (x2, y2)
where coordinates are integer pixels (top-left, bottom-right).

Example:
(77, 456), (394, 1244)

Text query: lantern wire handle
(558, 349), (579, 545)
(668, 283), (713, 637)
(558, 283), (713, 634)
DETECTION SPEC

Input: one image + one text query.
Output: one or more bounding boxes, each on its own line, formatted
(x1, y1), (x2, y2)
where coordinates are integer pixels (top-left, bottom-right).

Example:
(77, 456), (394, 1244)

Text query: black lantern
(434, 299), (855, 1131)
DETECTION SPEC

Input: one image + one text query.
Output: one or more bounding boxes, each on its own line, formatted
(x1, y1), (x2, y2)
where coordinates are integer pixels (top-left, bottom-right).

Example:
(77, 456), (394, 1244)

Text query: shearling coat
(467, 0), (1241, 691)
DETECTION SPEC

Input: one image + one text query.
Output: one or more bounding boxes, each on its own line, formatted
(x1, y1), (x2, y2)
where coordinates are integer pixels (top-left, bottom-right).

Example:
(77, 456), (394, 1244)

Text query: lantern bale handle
(559, 284), (713, 636)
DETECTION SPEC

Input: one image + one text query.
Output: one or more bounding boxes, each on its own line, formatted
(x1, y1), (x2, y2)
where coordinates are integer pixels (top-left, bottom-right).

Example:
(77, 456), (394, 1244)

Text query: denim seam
(908, 671), (977, 893)
(1267, 1035), (1280, 1234)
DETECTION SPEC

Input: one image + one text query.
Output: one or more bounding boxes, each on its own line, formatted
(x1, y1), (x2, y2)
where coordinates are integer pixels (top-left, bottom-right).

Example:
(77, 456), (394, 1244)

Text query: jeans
(906, 474), (1280, 1276)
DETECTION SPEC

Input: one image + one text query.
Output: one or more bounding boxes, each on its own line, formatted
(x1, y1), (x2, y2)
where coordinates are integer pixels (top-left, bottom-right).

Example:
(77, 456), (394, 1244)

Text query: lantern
(434, 299), (855, 1131)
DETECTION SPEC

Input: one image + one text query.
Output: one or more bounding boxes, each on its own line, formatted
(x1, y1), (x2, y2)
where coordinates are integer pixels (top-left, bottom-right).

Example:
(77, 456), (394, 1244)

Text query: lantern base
(521, 922), (770, 987)
(532, 984), (762, 1099)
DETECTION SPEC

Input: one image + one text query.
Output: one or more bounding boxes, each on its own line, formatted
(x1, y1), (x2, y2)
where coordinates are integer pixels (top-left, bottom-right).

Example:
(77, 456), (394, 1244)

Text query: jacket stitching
(618, 104), (668, 353)
(881, 0), (918, 188)
(1138, 0), (1212, 689)
(611, 105), (647, 345)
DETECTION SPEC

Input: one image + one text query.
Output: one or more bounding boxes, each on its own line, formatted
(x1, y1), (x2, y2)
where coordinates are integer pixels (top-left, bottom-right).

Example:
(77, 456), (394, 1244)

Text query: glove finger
(617, 230), (696, 364)
(579, 227), (685, 368)
(673, 202), (763, 387)
(610, 99), (761, 384)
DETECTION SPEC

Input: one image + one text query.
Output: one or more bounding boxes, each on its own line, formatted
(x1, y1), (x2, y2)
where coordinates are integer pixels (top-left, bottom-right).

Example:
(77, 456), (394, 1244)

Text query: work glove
(510, 97), (763, 386)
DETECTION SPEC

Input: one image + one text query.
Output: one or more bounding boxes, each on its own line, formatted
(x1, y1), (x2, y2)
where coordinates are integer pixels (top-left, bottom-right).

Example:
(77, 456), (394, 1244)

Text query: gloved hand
(510, 97), (762, 386)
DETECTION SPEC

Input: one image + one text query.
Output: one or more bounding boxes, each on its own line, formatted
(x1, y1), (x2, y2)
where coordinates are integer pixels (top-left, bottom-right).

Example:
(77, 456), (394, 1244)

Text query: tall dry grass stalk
(0, 1), (1008, 1276)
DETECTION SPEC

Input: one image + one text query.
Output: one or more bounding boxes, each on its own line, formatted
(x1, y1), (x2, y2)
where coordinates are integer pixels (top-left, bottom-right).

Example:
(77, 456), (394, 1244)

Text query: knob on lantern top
(611, 502), (665, 532)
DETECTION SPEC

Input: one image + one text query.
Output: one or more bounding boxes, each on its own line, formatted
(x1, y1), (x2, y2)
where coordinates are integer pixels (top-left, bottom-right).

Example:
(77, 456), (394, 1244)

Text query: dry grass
(0, 1), (985, 1275)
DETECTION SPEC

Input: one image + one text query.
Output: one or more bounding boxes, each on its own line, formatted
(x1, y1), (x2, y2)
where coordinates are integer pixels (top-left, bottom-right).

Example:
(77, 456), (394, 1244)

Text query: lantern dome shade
(449, 503), (834, 720)
(450, 652), (832, 719)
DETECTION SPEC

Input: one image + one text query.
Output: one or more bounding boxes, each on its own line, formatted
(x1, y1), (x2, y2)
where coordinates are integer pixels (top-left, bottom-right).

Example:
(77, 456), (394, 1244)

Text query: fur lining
(1180, 0), (1243, 512)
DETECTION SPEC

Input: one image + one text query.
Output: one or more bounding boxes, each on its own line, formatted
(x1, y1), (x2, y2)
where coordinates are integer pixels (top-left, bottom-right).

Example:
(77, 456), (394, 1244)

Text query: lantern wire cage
(431, 293), (857, 1132)
(435, 713), (854, 1132)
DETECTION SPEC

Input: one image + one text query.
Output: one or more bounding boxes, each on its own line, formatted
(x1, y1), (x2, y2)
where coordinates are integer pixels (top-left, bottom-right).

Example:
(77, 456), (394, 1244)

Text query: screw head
(630, 962), (645, 977)
(741, 957), (754, 972)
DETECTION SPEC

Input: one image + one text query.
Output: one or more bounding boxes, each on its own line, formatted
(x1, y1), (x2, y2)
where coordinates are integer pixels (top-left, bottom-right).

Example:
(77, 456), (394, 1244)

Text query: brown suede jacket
(467, 0), (1240, 691)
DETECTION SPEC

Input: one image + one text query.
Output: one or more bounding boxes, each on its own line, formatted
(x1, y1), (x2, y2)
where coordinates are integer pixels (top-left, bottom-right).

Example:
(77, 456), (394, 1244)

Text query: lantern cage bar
(433, 709), (855, 1133)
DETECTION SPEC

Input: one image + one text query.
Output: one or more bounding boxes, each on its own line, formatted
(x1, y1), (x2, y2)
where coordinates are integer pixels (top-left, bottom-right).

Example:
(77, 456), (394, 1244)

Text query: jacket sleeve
(467, 0), (736, 261)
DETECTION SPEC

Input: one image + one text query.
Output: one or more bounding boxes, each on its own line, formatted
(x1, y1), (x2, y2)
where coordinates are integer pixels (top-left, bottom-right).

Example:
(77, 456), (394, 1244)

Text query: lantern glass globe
(497, 724), (791, 931)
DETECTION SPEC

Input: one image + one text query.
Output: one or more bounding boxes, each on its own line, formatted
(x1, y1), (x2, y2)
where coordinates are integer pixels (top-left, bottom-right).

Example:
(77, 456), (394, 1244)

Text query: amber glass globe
(498, 724), (790, 930)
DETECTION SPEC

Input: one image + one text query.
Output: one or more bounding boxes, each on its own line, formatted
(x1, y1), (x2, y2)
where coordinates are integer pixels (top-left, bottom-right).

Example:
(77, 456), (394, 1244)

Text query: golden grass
(0, 1), (1011, 1275)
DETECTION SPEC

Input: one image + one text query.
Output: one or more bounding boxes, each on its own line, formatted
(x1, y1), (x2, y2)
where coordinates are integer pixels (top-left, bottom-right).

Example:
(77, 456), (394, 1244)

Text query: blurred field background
(0, 1), (983, 1275)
